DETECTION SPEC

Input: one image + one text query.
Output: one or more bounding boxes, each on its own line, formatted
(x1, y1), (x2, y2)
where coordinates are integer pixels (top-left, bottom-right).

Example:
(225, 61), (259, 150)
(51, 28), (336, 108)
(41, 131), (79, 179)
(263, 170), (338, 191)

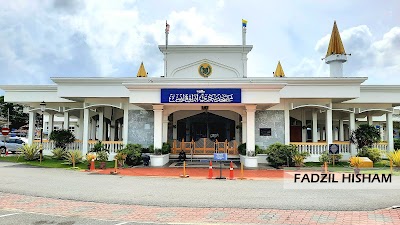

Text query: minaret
(274, 61), (285, 77)
(136, 62), (147, 77)
(325, 21), (347, 77)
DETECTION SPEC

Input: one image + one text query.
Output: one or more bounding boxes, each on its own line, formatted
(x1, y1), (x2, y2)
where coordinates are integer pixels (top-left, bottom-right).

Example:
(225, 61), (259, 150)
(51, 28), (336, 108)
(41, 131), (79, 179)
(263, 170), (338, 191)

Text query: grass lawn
(303, 160), (399, 175)
(0, 155), (117, 170)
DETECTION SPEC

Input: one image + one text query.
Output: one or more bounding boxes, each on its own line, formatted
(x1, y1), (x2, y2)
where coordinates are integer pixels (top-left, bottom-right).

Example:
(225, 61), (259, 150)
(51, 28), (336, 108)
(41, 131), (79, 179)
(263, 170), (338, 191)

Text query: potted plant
(114, 152), (127, 168)
(292, 154), (305, 170)
(149, 143), (170, 167)
(350, 157), (363, 174)
(387, 151), (400, 171)
(96, 150), (109, 169)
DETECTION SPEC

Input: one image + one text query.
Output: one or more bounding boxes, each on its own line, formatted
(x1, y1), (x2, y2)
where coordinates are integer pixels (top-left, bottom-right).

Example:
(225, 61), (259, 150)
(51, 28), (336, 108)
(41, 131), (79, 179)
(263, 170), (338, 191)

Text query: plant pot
(150, 154), (170, 167)
(100, 162), (106, 169)
(354, 168), (360, 174)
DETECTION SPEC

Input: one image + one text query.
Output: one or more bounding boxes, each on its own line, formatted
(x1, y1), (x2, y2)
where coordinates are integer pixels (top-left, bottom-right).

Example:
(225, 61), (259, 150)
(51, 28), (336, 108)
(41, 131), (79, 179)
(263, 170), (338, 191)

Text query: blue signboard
(329, 144), (339, 154)
(161, 88), (241, 103)
(214, 153), (228, 161)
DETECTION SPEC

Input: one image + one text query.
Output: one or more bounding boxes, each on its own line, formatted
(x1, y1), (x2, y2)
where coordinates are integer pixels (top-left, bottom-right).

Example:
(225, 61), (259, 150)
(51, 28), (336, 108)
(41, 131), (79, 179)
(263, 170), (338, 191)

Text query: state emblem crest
(198, 63), (212, 77)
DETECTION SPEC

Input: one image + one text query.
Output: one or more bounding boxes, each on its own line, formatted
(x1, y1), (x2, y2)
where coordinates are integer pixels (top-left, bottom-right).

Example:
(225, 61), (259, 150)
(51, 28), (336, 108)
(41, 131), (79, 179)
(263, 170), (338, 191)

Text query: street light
(39, 101), (46, 164)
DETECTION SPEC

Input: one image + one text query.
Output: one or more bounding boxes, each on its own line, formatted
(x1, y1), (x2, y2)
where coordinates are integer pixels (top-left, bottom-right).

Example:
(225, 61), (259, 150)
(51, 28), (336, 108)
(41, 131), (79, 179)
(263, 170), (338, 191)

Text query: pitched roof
(136, 62), (147, 77)
(326, 21), (346, 57)
(274, 61), (285, 77)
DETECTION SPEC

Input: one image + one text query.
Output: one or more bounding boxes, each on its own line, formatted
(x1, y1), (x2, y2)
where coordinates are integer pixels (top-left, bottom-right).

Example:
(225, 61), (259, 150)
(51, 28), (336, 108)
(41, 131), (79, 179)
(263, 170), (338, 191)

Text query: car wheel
(0, 147), (6, 154)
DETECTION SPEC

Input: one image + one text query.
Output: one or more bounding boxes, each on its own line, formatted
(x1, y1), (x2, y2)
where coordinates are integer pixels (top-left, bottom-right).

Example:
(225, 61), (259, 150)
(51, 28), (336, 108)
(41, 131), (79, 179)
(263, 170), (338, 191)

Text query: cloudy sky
(0, 0), (399, 94)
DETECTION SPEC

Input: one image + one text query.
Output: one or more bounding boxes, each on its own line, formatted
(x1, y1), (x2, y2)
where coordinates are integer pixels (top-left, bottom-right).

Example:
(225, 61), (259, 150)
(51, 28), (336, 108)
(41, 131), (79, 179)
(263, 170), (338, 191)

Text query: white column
(379, 125), (384, 141)
(118, 121), (123, 140)
(82, 108), (90, 155)
(91, 118), (96, 140)
(349, 112), (356, 155)
(110, 120), (116, 141)
(77, 110), (84, 140)
(284, 102), (290, 144)
(387, 112), (394, 151)
(301, 110), (307, 142)
(122, 103), (129, 145)
(63, 112), (69, 130)
(312, 110), (318, 142)
(339, 120), (344, 141)
(367, 113), (373, 126)
(153, 105), (164, 149)
(47, 113), (54, 138)
(241, 116), (247, 143)
(162, 115), (168, 143)
(98, 110), (104, 141)
(245, 105), (256, 154)
(28, 111), (36, 145)
(325, 108), (333, 144)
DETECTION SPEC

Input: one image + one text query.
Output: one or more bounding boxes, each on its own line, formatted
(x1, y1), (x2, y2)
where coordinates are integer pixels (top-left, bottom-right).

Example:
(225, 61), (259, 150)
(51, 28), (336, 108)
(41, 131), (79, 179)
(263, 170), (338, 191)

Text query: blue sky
(0, 0), (399, 95)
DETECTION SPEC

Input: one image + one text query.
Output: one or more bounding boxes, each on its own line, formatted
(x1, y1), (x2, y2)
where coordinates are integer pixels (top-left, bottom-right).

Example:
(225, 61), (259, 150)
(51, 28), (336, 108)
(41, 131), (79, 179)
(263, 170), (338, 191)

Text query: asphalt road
(0, 162), (399, 211)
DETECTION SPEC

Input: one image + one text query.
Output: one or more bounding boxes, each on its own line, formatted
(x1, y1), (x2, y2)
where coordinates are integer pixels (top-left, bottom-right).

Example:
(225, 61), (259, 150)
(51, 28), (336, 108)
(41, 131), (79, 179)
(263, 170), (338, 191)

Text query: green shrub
(237, 143), (262, 155)
(357, 147), (382, 163)
(96, 150), (109, 162)
(265, 143), (302, 167)
(394, 139), (400, 151)
(319, 151), (343, 164)
(350, 124), (380, 149)
(19, 144), (40, 161)
(51, 148), (67, 160)
(238, 143), (246, 155)
(91, 141), (109, 153)
(162, 142), (171, 154)
(49, 129), (75, 149)
(65, 150), (83, 167)
(119, 144), (142, 166)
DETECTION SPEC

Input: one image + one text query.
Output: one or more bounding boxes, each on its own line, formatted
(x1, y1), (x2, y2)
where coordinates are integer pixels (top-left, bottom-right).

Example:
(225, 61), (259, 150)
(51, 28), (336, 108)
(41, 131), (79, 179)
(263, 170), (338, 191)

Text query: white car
(0, 137), (26, 154)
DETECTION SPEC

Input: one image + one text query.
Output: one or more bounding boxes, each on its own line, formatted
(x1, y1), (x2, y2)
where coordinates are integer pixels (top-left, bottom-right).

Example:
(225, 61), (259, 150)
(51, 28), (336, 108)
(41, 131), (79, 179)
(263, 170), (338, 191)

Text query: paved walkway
(1, 192), (399, 225)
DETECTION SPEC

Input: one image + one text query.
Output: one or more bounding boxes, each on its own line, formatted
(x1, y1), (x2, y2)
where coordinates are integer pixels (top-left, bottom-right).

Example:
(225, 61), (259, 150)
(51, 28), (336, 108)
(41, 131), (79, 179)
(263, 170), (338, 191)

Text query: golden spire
(326, 21), (346, 57)
(274, 61), (285, 77)
(136, 62), (147, 77)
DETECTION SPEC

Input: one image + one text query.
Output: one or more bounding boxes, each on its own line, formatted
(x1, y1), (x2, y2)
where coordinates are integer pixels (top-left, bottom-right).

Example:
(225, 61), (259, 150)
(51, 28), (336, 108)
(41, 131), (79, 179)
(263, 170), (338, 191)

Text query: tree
(350, 124), (381, 149)
(49, 129), (76, 149)
(0, 96), (29, 129)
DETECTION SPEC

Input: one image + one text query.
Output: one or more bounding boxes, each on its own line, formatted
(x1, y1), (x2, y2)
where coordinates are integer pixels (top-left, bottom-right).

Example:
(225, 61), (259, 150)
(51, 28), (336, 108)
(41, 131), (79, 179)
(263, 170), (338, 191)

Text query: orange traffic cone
(229, 161), (234, 180)
(207, 160), (213, 179)
(90, 159), (95, 171)
(5, 149), (8, 156)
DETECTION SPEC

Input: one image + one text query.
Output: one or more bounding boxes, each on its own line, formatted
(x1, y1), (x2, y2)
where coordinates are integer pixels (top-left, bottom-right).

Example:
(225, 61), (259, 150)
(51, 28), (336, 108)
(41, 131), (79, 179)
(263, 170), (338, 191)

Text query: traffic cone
(229, 161), (234, 180)
(5, 150), (8, 156)
(90, 159), (95, 171)
(207, 160), (213, 179)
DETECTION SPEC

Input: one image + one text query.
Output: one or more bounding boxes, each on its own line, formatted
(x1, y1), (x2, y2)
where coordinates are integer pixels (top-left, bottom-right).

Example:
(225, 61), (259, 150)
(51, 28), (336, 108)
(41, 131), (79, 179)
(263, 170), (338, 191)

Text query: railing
(171, 138), (238, 155)
(290, 141), (350, 155)
(372, 142), (388, 152)
(33, 140), (123, 153)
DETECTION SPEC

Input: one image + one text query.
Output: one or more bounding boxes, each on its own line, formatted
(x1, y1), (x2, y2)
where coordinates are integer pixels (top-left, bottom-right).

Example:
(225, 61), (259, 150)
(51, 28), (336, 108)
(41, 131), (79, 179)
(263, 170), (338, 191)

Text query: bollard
(180, 161), (189, 178)
(324, 162), (328, 174)
(90, 159), (95, 171)
(390, 159), (393, 175)
(207, 160), (213, 179)
(229, 161), (234, 180)
(238, 162), (246, 180)
(110, 159), (119, 175)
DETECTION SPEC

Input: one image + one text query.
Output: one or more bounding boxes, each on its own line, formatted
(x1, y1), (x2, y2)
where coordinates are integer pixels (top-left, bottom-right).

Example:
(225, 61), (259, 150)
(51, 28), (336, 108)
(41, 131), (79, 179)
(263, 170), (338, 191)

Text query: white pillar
(301, 109), (307, 142)
(312, 110), (318, 142)
(91, 118), (96, 140)
(367, 113), (373, 126)
(245, 105), (256, 154)
(153, 105), (164, 149)
(326, 109), (333, 144)
(241, 116), (247, 143)
(339, 120), (344, 141)
(63, 112), (69, 130)
(379, 125), (384, 141)
(349, 112), (356, 155)
(284, 102), (290, 144)
(98, 110), (104, 141)
(110, 120), (116, 141)
(118, 121), (123, 140)
(387, 112), (394, 151)
(28, 111), (36, 145)
(162, 115), (168, 143)
(122, 103), (129, 145)
(47, 113), (54, 138)
(82, 108), (90, 155)
(77, 110), (84, 140)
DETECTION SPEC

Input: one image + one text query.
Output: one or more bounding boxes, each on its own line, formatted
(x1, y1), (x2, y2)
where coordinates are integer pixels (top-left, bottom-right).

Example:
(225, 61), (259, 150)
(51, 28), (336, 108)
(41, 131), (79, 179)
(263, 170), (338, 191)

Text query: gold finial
(274, 61), (285, 77)
(136, 62), (147, 77)
(326, 21), (346, 57)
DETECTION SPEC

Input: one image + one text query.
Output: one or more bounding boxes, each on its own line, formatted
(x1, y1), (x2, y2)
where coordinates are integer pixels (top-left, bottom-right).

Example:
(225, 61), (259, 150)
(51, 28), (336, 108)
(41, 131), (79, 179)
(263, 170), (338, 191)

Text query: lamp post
(39, 101), (46, 164)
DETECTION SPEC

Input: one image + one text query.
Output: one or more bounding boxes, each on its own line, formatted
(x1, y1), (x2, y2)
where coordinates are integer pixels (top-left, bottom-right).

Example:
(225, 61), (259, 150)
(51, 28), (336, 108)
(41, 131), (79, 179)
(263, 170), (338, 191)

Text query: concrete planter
(256, 154), (268, 164)
(240, 154), (258, 168)
(150, 154), (170, 167)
